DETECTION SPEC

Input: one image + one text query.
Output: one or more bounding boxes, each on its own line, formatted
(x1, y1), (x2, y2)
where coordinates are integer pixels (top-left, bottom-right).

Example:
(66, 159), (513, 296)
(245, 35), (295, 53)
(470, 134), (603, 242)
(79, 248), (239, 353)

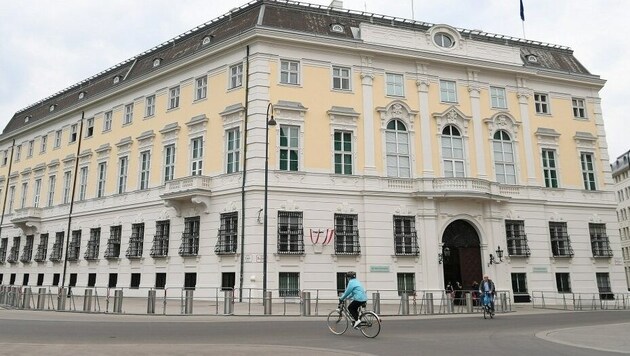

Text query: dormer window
(113, 76), (121, 84)
(24, 116), (31, 123)
(434, 32), (454, 48)
(49, 105), (56, 112)
(78, 92), (85, 99)
(202, 36), (211, 45)
(527, 54), (538, 63)
(153, 58), (161, 67)
(331, 24), (344, 33)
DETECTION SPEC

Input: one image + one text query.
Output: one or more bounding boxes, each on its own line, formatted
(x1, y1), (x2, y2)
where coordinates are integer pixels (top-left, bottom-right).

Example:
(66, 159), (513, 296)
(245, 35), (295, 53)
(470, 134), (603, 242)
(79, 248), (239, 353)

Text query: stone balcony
(11, 207), (43, 233)
(160, 176), (213, 217)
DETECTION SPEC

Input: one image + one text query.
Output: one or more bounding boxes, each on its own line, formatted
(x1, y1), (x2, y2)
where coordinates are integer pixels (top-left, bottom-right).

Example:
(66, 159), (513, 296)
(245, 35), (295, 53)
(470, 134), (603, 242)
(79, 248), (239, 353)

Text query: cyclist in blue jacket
(339, 271), (368, 328)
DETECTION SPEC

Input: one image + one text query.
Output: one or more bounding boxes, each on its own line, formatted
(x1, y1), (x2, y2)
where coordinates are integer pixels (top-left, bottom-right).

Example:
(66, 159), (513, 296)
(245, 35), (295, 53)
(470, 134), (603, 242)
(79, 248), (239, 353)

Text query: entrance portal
(441, 220), (482, 292)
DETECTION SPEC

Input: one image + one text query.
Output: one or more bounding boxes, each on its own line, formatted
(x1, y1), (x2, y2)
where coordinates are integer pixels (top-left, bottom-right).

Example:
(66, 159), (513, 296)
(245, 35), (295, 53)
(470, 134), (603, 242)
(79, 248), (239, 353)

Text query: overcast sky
(0, 0), (627, 161)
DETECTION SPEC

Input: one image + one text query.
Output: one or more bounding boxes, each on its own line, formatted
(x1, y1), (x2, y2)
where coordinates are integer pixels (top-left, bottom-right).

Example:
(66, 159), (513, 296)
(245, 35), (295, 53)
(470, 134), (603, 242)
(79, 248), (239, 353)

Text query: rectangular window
(108, 273), (118, 288)
(22, 274), (30, 286)
(150, 220), (170, 257)
(49, 232), (64, 262)
(184, 272), (197, 290)
(126, 223), (144, 259)
(229, 64), (243, 89)
(33, 179), (41, 208)
(86, 118), (94, 137)
(104, 226), (122, 259)
(590, 223), (613, 257)
(534, 93), (549, 114)
(40, 135), (47, 153)
(393, 215), (420, 255)
(7, 236), (20, 263)
(511, 273), (528, 294)
(28, 140), (34, 157)
(490, 86), (507, 109)
(155, 273), (167, 289)
(336, 272), (347, 296)
(596, 272), (613, 300)
(0, 238), (7, 263)
(195, 76), (207, 100)
(130, 273), (141, 289)
(87, 273), (96, 287)
(555, 273), (571, 293)
(79, 166), (88, 201)
(2, 150), (7, 165)
(168, 86), (180, 109)
(70, 124), (78, 143)
(34, 233), (48, 262)
(67, 230), (81, 262)
(37, 273), (45, 286)
(164, 145), (175, 182)
(139, 151), (151, 190)
(279, 125), (299, 171)
(52, 273), (60, 286)
(15, 145), (21, 161)
(332, 66), (350, 90)
(226, 128), (240, 173)
(20, 235), (33, 263)
(180, 217), (200, 256)
(221, 272), (236, 291)
(334, 214), (360, 255)
(572, 98), (586, 118)
(542, 149), (559, 188)
(277, 211), (304, 254)
(280, 60), (300, 85)
(20, 182), (28, 209)
(62, 171), (72, 204)
(278, 272), (299, 297)
(47, 175), (56, 206)
(549, 222), (573, 257)
(54, 130), (62, 148)
(124, 103), (134, 124)
(84, 228), (100, 260)
(8, 185), (15, 212)
(397, 273), (415, 296)
(334, 131), (352, 175)
(386, 73), (404, 96)
(440, 80), (457, 103)
(97, 162), (107, 198)
(145, 95), (155, 117)
(104, 111), (113, 131)
(505, 220), (530, 256)
(117, 157), (128, 194)
(580, 152), (596, 190)
(216, 212), (238, 254)
(190, 137), (203, 176)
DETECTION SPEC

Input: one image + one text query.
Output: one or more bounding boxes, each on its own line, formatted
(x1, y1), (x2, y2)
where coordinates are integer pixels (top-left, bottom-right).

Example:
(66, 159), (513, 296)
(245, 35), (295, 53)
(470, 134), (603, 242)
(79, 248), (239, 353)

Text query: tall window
(40, 135), (47, 153)
(126, 223), (144, 258)
(505, 220), (530, 256)
(180, 217), (200, 256)
(50, 232), (64, 262)
(85, 118), (94, 137)
(334, 214), (360, 255)
(195, 76), (207, 100)
(386, 73), (404, 96)
(20, 235), (33, 263)
(397, 273), (415, 296)
(216, 212), (238, 254)
(33, 179), (41, 208)
(54, 130), (62, 148)
(280, 125), (299, 171)
(78, 166), (88, 201)
(580, 152), (596, 190)
(15, 145), (21, 161)
(47, 175), (56, 206)
(191, 137), (203, 176)
(555, 273), (571, 293)
(164, 145), (175, 182)
(34, 234), (48, 262)
(0, 238), (7, 263)
(332, 66), (350, 90)
(534, 93), (549, 114)
(67, 230), (81, 262)
(511, 273), (528, 294)
(549, 222), (573, 257)
(334, 131), (352, 175)
(103, 111), (113, 131)
(589, 223), (613, 257)
(168, 86), (180, 109)
(70, 124), (78, 143)
(572, 98), (586, 118)
(229, 64), (243, 89)
(493, 130), (516, 184)
(85, 228), (100, 260)
(62, 171), (72, 204)
(137, 151), (150, 190)
(280, 60), (299, 85)
(104, 226), (122, 259)
(124, 103), (134, 124)
(97, 163), (107, 198)
(393, 215), (419, 256)
(151, 220), (170, 257)
(439, 80), (457, 103)
(386, 120), (410, 178)
(277, 211), (304, 254)
(28, 140), (34, 157)
(490, 86), (507, 109)
(278, 272), (299, 297)
(145, 95), (156, 117)
(117, 156), (128, 194)
(542, 149), (558, 188)
(8, 185), (15, 212)
(596, 272), (613, 299)
(226, 128), (240, 173)
(20, 182), (28, 209)
(442, 125), (465, 177)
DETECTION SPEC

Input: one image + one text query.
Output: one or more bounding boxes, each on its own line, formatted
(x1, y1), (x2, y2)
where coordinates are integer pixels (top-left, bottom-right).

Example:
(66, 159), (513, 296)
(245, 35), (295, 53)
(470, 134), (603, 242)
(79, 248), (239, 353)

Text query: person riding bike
(339, 271), (368, 328)
(478, 274), (496, 313)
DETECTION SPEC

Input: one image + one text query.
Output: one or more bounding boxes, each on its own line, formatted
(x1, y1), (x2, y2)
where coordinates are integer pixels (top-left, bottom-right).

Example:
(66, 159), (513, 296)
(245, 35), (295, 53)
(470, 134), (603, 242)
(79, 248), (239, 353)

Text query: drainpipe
(238, 45), (250, 301)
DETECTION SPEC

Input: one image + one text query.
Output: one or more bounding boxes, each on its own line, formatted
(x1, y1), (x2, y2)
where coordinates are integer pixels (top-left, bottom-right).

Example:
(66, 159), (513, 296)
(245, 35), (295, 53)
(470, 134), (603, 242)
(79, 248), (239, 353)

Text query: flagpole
(522, 21), (526, 39)
(520, 0), (526, 38)
(411, 0), (414, 20)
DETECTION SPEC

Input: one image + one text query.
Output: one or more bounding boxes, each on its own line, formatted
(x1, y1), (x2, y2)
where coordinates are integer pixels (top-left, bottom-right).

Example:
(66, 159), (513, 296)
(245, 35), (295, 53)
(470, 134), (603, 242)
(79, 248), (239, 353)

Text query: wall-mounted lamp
(438, 247), (450, 264)
(488, 246), (504, 266)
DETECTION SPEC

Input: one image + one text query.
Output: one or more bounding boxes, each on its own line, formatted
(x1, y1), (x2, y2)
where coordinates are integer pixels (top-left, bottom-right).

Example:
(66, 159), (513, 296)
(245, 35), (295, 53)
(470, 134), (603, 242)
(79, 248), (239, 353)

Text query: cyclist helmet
(346, 271), (356, 279)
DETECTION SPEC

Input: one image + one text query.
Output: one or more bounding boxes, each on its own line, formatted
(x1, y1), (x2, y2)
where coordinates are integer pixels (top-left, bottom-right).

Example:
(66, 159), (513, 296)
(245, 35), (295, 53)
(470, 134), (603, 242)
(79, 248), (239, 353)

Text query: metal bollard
(22, 287), (32, 309)
(426, 292), (434, 314)
(223, 289), (234, 315)
(147, 290), (156, 314)
(57, 288), (67, 311)
(113, 290), (123, 313)
(400, 292), (410, 315)
(500, 292), (508, 312)
(264, 291), (272, 315)
(466, 292), (473, 313)
(301, 291), (311, 316)
(446, 294), (454, 313)
(83, 289), (93, 312)
(372, 292), (381, 315)
(37, 288), (46, 310)
(184, 290), (194, 314)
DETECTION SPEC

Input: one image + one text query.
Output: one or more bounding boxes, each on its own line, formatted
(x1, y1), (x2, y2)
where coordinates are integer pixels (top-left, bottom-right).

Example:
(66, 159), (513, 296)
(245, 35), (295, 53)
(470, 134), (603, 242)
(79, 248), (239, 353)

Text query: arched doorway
(441, 220), (482, 292)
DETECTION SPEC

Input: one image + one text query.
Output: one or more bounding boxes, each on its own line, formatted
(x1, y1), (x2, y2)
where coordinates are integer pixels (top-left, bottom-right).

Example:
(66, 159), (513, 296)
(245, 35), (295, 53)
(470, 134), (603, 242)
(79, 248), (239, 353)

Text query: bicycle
(327, 301), (381, 338)
(481, 292), (495, 319)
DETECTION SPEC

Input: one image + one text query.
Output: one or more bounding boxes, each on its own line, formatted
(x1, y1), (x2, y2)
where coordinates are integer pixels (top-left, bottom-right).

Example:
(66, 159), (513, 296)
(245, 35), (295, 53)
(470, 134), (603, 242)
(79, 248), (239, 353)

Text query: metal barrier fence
(532, 291), (630, 311)
(0, 285), (513, 317)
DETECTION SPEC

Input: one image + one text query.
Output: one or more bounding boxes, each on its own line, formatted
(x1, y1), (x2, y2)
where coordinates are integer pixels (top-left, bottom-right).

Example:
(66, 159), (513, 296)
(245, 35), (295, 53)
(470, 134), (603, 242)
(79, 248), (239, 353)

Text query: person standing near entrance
(478, 274), (496, 312)
(339, 271), (368, 328)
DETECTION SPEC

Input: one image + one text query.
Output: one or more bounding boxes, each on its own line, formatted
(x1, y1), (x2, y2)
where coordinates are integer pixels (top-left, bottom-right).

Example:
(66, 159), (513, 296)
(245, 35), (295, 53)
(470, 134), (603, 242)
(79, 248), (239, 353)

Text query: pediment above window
(78, 149), (92, 164)
(186, 114), (208, 136)
(116, 136), (133, 155)
(433, 106), (470, 135)
(535, 127), (560, 147)
(328, 106), (359, 130)
(484, 112), (520, 139)
(377, 100), (417, 130)
(275, 100), (307, 124)
(573, 131), (597, 150)
(136, 130), (155, 150)
(62, 154), (76, 169)
(220, 103), (245, 128)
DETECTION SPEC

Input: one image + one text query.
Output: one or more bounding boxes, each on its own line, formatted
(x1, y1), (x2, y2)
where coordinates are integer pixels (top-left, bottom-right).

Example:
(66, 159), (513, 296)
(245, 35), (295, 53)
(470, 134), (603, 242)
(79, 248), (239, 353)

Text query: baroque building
(0, 0), (625, 302)
(611, 150), (630, 290)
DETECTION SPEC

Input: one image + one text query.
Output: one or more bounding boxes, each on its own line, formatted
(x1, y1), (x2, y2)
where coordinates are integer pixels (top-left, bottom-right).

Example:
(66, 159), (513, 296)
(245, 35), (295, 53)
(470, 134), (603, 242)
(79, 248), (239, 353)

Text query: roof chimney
(329, 0), (343, 9)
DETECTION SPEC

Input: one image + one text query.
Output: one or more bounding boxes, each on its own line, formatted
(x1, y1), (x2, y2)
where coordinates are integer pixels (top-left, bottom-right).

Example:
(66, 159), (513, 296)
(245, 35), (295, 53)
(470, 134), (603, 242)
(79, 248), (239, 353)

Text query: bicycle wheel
(359, 311), (381, 338)
(327, 309), (349, 335)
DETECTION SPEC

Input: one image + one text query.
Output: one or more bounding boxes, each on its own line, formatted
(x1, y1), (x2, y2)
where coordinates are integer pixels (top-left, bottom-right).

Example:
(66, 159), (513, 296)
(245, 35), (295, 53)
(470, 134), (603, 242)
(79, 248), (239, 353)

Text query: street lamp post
(263, 102), (276, 307)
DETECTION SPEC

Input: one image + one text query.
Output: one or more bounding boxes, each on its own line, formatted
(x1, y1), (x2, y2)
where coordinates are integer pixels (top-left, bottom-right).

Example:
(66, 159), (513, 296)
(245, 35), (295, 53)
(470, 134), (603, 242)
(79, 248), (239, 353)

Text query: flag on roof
(520, 0), (525, 21)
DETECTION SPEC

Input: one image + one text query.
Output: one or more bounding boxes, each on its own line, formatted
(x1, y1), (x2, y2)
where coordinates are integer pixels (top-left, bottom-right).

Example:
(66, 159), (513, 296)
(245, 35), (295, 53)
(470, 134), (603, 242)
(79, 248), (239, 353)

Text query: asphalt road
(0, 309), (628, 355)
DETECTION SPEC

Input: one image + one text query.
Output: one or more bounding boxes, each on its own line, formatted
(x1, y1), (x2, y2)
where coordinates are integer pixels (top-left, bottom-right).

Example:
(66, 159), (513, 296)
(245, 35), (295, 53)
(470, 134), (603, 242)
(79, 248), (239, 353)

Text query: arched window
(493, 130), (516, 184)
(386, 120), (410, 178)
(441, 125), (465, 177)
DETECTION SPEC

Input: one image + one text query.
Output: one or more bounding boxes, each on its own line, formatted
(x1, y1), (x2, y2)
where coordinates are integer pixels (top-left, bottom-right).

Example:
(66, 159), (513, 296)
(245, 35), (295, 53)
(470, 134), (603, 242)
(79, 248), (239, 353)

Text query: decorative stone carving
(377, 100), (418, 131)
(433, 106), (470, 135)
(484, 113), (520, 139)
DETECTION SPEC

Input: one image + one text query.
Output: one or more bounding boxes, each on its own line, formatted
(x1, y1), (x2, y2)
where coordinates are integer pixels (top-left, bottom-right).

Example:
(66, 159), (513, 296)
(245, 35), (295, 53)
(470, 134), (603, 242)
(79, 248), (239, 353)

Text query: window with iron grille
(589, 223), (613, 258)
(49, 232), (64, 262)
(0, 238), (6, 264)
(151, 220), (170, 257)
(34, 234), (48, 262)
(104, 226), (122, 259)
(67, 230), (81, 262)
(180, 217), (200, 256)
(511, 273), (528, 294)
(555, 273), (571, 293)
(215, 212), (237, 255)
(505, 220), (531, 256)
(126, 223), (144, 259)
(549, 222), (573, 257)
(20, 235), (33, 263)
(334, 214), (360, 255)
(277, 211), (304, 254)
(279, 272), (300, 297)
(84, 228), (100, 260)
(393, 215), (420, 256)
(596, 272), (614, 300)
(7, 236), (20, 263)
(397, 273), (415, 296)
